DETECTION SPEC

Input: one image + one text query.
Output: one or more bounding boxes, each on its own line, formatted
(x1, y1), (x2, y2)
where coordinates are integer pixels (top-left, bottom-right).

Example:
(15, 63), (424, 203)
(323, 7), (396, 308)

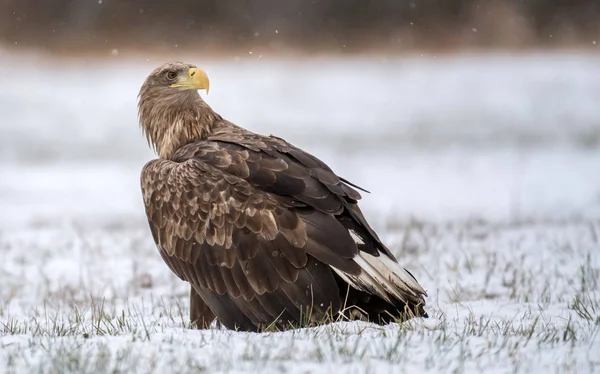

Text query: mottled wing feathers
(142, 133), (427, 330)
(141, 159), (359, 329)
(176, 133), (396, 258)
(172, 141), (354, 214)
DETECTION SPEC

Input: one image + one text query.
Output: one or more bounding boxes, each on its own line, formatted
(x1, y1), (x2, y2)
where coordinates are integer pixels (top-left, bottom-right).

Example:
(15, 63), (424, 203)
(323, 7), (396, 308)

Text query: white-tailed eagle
(138, 61), (427, 331)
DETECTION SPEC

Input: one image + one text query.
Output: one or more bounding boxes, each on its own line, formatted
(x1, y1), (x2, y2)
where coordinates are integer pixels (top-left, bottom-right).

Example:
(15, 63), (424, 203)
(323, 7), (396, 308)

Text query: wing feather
(142, 133), (427, 330)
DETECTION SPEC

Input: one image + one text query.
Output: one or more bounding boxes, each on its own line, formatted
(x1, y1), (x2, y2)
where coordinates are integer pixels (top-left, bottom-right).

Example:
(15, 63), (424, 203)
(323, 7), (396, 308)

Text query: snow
(0, 52), (599, 373)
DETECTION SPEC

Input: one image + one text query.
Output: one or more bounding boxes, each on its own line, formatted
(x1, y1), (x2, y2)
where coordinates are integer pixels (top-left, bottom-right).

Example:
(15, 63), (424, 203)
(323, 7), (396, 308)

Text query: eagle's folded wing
(141, 136), (426, 330)
(141, 157), (368, 330)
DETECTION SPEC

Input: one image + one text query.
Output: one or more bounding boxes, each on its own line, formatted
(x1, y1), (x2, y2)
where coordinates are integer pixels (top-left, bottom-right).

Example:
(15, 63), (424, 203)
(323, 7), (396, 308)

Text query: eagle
(138, 61), (427, 331)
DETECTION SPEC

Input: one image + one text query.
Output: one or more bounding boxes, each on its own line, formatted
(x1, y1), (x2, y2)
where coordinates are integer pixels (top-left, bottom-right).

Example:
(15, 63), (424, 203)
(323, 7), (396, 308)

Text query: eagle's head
(140, 61), (210, 98)
(138, 61), (215, 159)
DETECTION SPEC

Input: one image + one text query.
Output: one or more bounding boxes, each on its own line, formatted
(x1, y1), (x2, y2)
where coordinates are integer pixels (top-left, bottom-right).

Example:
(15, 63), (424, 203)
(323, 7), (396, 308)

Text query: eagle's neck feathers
(139, 90), (222, 159)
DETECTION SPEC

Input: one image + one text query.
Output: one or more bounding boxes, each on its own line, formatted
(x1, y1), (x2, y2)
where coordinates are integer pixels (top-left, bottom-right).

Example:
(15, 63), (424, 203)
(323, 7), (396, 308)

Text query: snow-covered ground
(0, 52), (599, 373)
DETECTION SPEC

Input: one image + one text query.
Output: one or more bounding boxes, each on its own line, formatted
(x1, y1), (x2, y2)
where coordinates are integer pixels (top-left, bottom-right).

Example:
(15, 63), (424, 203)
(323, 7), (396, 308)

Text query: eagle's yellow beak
(171, 68), (210, 94)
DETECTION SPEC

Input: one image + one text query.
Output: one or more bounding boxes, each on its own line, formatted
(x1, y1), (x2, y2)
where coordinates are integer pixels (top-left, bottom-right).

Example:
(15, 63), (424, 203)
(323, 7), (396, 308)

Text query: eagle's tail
(332, 251), (428, 321)
(330, 224), (428, 322)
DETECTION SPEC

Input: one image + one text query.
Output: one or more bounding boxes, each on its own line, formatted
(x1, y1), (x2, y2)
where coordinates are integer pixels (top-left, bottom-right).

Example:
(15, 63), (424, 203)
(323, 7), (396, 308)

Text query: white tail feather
(331, 267), (394, 303)
(331, 228), (426, 305)
(331, 251), (426, 305)
(373, 252), (427, 295)
(348, 229), (365, 245)
(353, 255), (411, 303)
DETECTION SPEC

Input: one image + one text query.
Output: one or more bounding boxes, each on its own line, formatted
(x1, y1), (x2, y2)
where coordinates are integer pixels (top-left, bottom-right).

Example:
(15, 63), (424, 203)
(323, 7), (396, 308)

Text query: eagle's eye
(165, 71), (178, 81)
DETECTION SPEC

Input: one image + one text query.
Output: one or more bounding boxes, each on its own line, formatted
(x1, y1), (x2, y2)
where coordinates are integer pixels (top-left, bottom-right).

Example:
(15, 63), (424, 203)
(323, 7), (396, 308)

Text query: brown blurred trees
(0, 0), (598, 54)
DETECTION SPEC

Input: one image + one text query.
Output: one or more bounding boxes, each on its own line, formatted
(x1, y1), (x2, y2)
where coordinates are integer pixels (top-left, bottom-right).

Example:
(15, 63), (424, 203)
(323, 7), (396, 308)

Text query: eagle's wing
(196, 134), (429, 305)
(142, 157), (357, 330)
(141, 136), (426, 330)
(205, 131), (391, 256)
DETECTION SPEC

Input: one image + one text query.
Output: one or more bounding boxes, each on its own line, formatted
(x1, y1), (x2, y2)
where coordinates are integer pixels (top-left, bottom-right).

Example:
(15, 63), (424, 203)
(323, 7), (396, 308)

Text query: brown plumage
(138, 61), (428, 331)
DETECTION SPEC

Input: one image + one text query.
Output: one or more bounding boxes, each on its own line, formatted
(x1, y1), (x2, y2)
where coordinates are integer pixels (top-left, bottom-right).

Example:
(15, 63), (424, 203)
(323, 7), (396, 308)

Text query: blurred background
(1, 0), (599, 54)
(0, 0), (599, 228)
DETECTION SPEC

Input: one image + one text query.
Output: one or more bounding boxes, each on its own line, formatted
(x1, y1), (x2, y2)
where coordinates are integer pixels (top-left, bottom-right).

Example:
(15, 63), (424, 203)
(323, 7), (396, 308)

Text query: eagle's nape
(138, 61), (428, 332)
